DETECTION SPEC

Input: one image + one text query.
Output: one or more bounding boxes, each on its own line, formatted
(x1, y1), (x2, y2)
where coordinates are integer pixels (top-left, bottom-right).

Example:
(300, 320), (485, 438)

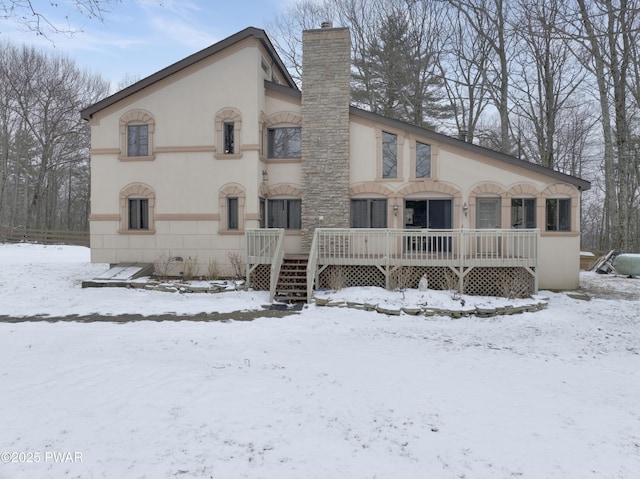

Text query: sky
(0, 0), (292, 89)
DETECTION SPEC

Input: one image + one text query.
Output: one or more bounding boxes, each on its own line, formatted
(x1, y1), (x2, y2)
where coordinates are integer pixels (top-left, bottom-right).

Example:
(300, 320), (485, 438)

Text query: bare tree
(564, 0), (640, 251)
(442, 0), (514, 153)
(437, 4), (492, 141)
(0, 42), (109, 231)
(0, 0), (122, 38)
(510, 0), (590, 170)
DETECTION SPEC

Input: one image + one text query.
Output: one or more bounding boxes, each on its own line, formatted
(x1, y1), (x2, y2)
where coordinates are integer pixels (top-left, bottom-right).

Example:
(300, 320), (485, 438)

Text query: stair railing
(269, 229), (286, 302)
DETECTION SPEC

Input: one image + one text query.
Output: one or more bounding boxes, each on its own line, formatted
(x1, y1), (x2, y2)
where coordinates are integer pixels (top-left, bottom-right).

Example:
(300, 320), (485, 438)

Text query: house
(80, 25), (591, 302)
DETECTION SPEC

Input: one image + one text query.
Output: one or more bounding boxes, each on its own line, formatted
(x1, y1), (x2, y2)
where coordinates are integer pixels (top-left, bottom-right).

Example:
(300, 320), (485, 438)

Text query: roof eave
(349, 107), (591, 191)
(80, 27), (297, 121)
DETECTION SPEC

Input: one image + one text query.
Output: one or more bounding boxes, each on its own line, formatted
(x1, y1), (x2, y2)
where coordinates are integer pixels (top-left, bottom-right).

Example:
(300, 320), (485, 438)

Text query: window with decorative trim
(511, 198), (536, 229)
(119, 110), (155, 161)
(546, 198), (571, 231)
(227, 197), (239, 230)
(127, 124), (148, 157)
(119, 183), (155, 233)
(128, 198), (149, 230)
(223, 122), (235, 154)
(219, 184), (245, 232)
(268, 199), (301, 229)
(215, 108), (242, 159)
(350, 199), (387, 228)
(476, 197), (501, 229)
(267, 127), (301, 159)
(382, 131), (398, 178)
(259, 198), (266, 228)
(416, 141), (431, 178)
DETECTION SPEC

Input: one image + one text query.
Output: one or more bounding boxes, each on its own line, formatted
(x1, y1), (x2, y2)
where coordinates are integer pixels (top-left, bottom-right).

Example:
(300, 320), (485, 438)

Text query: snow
(1, 243), (639, 478)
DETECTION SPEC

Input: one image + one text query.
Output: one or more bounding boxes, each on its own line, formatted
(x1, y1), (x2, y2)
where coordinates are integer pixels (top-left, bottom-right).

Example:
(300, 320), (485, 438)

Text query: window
(546, 198), (571, 231)
(128, 198), (149, 230)
(223, 122), (235, 154)
(512, 198), (536, 229)
(476, 198), (501, 228)
(268, 127), (301, 158)
(259, 198), (266, 228)
(416, 141), (431, 178)
(382, 131), (397, 178)
(227, 197), (239, 230)
(127, 124), (148, 157)
(268, 199), (301, 229)
(350, 199), (387, 228)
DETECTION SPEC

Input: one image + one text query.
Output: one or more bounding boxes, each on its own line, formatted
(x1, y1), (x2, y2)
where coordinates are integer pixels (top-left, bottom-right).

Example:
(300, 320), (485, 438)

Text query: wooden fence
(0, 227), (89, 247)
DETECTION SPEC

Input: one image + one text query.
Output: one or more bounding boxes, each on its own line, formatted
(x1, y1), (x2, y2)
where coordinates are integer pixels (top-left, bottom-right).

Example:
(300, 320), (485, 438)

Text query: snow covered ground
(0, 243), (639, 478)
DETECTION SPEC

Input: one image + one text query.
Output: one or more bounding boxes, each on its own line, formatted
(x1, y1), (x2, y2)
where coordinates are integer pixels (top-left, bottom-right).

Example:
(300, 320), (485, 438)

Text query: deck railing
(248, 228), (539, 302)
(309, 228), (539, 300)
(246, 228), (285, 301)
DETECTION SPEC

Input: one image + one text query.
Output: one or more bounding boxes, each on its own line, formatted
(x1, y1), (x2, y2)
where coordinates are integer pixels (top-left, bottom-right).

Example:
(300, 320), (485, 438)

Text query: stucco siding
(538, 235), (581, 289)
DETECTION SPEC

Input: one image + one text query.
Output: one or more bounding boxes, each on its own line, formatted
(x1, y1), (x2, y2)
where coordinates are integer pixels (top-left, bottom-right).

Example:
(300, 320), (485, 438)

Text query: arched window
(119, 183), (156, 233)
(119, 110), (155, 161)
(219, 184), (246, 233)
(263, 112), (302, 160)
(215, 108), (242, 159)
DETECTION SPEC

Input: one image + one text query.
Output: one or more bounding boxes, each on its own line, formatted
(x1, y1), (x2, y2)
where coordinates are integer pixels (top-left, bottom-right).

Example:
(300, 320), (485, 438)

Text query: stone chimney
(301, 25), (351, 250)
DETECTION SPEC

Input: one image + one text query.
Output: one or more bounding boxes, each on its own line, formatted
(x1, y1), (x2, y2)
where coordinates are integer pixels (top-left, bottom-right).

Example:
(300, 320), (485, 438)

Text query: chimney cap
(320, 21), (333, 28)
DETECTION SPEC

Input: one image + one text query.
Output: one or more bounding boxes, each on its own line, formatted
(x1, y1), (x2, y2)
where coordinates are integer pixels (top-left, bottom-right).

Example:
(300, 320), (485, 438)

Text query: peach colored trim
(215, 107), (243, 159)
(155, 146), (215, 153)
(397, 180), (463, 228)
(541, 231), (580, 238)
(116, 229), (155, 235)
(155, 214), (219, 221)
(264, 158), (302, 164)
(264, 183), (303, 197)
(375, 127), (404, 181)
(541, 183), (579, 198)
(540, 184), (580, 233)
(264, 111), (302, 126)
(467, 183), (508, 229)
(349, 183), (396, 228)
(89, 214), (120, 221)
(119, 109), (156, 160)
(397, 180), (461, 197)
(350, 182), (395, 197)
(219, 183), (246, 233)
(118, 155), (155, 162)
(119, 183), (156, 234)
(89, 148), (120, 155)
(507, 183), (540, 197)
(409, 140), (438, 180)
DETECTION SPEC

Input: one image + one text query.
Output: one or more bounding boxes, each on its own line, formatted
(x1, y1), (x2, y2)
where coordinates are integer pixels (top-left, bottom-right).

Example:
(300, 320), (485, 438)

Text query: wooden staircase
(275, 255), (308, 303)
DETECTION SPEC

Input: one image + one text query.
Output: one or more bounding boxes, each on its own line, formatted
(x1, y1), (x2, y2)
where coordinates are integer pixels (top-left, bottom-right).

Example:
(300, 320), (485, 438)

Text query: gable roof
(80, 27), (296, 121)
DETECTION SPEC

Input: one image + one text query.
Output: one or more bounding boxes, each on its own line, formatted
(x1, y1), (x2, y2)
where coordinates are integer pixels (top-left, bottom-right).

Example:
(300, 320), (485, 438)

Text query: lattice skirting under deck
(250, 264), (535, 298)
(249, 264), (271, 291)
(316, 265), (535, 298)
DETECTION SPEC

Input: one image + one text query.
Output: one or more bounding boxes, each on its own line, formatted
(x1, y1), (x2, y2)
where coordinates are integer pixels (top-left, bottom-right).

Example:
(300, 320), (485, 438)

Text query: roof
(80, 27), (296, 121)
(263, 81), (590, 191)
(349, 107), (592, 191)
(80, 25), (590, 192)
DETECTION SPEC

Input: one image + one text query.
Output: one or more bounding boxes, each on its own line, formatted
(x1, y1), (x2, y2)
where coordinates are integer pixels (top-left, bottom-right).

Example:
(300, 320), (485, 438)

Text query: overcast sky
(0, 0), (291, 89)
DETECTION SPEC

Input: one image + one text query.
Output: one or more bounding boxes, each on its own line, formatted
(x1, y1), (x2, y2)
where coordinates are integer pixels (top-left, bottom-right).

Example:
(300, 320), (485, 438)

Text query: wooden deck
(246, 228), (539, 302)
